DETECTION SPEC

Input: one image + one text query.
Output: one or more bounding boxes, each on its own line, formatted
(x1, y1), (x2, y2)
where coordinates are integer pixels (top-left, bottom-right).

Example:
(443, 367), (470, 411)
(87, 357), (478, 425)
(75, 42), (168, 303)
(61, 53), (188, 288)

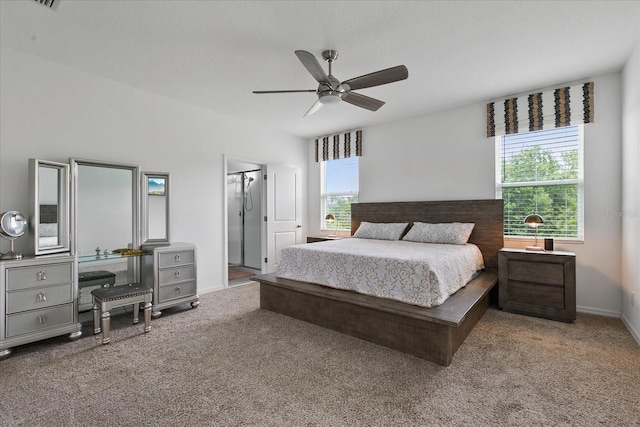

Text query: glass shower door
(227, 173), (242, 265)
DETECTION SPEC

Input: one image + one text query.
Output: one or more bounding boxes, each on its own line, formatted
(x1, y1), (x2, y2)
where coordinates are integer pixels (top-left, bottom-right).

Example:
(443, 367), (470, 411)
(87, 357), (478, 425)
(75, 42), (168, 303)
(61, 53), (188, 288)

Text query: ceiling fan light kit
(253, 49), (408, 117)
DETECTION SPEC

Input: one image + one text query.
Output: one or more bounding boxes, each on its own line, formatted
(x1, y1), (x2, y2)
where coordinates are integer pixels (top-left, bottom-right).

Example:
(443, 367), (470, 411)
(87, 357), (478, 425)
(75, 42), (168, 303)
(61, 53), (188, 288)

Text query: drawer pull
(37, 271), (47, 281)
(38, 313), (47, 324)
(37, 292), (47, 302)
(174, 286), (181, 294)
(175, 254), (181, 263)
(175, 270), (181, 279)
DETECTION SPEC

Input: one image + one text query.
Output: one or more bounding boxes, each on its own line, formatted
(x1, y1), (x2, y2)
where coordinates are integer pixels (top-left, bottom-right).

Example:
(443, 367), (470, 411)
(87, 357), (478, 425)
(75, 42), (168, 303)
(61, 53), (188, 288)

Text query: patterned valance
(314, 130), (362, 162)
(486, 81), (594, 137)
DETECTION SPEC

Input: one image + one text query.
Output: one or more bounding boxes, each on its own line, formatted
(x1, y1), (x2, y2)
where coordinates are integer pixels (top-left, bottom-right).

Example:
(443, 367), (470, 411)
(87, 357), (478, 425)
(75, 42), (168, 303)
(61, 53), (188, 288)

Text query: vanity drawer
(158, 280), (196, 302)
(5, 303), (74, 338)
(158, 251), (194, 268)
(6, 283), (73, 314)
(158, 265), (195, 285)
(6, 263), (73, 291)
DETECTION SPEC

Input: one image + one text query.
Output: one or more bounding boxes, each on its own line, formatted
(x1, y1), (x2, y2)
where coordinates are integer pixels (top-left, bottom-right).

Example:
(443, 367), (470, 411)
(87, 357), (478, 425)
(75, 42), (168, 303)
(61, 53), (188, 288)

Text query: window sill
(503, 236), (584, 247)
(321, 228), (350, 237)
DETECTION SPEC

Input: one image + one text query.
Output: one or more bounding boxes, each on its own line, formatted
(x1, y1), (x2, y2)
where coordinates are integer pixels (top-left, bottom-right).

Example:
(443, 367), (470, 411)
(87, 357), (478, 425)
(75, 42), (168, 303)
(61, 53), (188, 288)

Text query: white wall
(621, 41), (640, 342)
(308, 72), (624, 317)
(0, 47), (307, 294)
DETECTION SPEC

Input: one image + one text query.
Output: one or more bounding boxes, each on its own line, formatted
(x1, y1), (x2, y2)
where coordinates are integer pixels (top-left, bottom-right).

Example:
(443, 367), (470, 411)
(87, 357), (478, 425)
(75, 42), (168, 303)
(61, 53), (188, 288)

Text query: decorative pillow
(353, 222), (409, 241)
(402, 222), (475, 245)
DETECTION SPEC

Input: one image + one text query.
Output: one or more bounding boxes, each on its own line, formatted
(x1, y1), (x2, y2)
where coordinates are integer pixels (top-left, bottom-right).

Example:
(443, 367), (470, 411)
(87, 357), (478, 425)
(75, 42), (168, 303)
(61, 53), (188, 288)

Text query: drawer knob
(174, 270), (181, 279)
(37, 270), (47, 281)
(38, 313), (47, 324)
(175, 254), (181, 262)
(174, 286), (181, 294)
(37, 292), (47, 302)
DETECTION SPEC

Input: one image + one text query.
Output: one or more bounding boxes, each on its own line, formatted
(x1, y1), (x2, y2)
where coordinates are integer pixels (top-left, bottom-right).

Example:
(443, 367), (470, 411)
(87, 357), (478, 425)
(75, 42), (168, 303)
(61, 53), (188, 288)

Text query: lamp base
(0, 250), (23, 260)
(525, 245), (544, 251)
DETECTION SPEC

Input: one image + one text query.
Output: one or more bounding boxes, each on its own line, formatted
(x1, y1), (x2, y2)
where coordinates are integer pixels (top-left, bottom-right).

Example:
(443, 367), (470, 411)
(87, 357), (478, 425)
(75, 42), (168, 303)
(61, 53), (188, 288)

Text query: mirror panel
(141, 172), (170, 246)
(71, 159), (140, 257)
(28, 159), (71, 256)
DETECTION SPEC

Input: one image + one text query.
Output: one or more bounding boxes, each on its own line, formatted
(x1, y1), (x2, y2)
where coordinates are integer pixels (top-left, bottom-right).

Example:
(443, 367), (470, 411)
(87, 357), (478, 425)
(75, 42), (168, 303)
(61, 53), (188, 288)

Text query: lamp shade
(524, 214), (544, 228)
(325, 214), (335, 222)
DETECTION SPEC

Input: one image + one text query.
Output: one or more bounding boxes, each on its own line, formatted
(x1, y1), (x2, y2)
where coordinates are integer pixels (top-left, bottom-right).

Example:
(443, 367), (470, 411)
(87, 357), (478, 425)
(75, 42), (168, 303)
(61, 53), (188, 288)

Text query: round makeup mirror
(0, 211), (27, 260)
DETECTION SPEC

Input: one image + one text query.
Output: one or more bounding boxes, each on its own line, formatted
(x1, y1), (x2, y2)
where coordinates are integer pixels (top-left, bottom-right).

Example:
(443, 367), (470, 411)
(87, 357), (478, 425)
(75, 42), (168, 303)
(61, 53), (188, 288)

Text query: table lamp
(524, 213), (544, 251)
(325, 213), (337, 236)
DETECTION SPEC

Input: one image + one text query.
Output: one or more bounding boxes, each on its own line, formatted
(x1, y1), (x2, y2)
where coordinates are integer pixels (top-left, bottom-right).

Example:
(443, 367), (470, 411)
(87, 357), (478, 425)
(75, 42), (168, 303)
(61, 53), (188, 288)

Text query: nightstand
(498, 248), (576, 322)
(306, 236), (343, 243)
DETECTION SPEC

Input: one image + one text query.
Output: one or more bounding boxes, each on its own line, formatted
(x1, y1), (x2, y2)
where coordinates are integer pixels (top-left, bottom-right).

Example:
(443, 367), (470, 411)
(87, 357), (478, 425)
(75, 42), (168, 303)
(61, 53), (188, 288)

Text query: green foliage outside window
(500, 139), (580, 238)
(324, 194), (358, 230)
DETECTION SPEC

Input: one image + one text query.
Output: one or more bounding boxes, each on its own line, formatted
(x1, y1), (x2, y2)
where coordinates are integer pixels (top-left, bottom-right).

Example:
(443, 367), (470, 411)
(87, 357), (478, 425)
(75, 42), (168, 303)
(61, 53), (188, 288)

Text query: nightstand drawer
(6, 263), (73, 291)
(6, 283), (73, 314)
(508, 281), (564, 308)
(508, 260), (564, 286)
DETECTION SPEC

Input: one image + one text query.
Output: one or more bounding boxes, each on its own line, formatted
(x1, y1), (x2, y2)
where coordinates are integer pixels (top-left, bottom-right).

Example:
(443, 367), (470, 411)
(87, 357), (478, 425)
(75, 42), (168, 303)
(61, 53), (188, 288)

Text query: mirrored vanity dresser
(1, 159), (81, 360)
(1, 158), (197, 359)
(0, 256), (82, 360)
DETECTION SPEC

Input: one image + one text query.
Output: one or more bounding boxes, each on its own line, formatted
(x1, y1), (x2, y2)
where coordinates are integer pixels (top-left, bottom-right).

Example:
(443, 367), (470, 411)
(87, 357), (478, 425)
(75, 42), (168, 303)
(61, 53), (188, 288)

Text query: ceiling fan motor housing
(318, 75), (343, 104)
(319, 91), (342, 104)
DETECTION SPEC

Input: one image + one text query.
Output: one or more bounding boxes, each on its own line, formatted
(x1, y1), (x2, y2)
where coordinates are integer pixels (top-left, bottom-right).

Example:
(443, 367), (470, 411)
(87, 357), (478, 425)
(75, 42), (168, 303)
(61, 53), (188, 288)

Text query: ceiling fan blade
(303, 99), (324, 117)
(253, 90), (316, 94)
(341, 65), (408, 91)
(342, 92), (385, 111)
(295, 50), (330, 84)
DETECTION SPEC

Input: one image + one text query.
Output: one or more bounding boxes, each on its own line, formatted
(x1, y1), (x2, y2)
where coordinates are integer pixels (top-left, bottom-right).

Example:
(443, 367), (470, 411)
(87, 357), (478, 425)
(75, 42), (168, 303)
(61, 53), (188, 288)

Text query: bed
(254, 199), (504, 366)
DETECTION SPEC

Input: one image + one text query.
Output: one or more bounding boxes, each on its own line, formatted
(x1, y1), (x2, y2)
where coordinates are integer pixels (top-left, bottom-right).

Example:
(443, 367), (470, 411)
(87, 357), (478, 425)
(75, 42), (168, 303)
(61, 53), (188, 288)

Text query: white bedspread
(276, 238), (485, 308)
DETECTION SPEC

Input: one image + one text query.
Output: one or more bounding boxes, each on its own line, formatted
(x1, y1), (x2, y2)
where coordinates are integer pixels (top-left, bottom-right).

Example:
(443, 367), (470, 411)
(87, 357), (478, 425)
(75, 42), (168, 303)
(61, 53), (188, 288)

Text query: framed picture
(147, 177), (166, 196)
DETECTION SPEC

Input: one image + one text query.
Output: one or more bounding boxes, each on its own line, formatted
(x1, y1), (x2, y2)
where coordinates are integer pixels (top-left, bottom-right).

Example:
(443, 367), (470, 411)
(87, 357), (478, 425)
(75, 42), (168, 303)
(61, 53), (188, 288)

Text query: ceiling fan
(253, 50), (408, 117)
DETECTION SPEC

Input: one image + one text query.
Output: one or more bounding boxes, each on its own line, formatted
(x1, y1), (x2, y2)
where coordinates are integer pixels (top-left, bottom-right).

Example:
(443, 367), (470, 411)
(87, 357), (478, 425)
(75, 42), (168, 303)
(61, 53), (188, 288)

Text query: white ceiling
(1, 0), (639, 139)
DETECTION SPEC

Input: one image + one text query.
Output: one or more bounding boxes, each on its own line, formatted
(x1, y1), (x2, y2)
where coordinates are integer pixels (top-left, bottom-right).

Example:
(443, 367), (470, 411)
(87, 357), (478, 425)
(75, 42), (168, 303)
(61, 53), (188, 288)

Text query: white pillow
(353, 222), (409, 241)
(402, 222), (475, 245)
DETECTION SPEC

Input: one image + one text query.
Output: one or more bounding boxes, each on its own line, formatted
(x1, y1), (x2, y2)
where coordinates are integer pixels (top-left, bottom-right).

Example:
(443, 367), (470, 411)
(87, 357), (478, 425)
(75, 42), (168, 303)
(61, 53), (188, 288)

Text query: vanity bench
(91, 283), (153, 344)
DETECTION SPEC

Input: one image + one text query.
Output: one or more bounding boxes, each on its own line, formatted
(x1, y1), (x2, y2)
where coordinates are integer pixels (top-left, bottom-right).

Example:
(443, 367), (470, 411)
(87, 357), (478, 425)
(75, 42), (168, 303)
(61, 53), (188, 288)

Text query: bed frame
(255, 199), (504, 366)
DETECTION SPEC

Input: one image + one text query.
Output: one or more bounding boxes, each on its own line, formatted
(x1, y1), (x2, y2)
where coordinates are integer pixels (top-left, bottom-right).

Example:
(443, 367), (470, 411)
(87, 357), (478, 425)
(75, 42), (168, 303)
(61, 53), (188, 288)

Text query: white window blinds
(321, 157), (359, 231)
(496, 125), (584, 239)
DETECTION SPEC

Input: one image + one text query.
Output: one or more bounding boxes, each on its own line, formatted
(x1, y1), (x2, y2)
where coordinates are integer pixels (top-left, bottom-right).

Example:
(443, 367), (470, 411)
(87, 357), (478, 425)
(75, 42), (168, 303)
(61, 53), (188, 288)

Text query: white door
(264, 165), (302, 273)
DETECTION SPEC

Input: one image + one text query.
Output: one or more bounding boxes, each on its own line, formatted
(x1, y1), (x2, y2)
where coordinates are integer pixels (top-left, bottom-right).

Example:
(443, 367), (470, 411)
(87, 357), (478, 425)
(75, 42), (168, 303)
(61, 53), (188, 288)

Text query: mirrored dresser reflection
(0, 255), (82, 360)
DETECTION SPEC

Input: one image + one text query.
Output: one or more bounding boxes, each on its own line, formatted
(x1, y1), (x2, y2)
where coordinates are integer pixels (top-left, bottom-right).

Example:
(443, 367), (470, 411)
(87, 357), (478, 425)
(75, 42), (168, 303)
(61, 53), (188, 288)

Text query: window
(495, 125), (584, 240)
(321, 157), (359, 231)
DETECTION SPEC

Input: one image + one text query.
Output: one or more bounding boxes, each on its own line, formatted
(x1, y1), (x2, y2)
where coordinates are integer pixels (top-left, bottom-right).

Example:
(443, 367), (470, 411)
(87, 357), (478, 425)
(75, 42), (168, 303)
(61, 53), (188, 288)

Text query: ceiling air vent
(34, 0), (59, 9)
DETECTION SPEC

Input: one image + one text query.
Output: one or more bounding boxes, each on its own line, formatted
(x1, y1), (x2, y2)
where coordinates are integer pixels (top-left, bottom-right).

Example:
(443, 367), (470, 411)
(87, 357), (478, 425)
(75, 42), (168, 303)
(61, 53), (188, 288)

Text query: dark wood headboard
(350, 199), (504, 269)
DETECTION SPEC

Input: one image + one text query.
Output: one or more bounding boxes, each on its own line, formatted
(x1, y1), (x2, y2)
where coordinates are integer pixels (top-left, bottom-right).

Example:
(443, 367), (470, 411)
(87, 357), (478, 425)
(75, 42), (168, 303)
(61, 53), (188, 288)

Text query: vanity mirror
(28, 159), (71, 256)
(141, 172), (170, 247)
(70, 158), (139, 261)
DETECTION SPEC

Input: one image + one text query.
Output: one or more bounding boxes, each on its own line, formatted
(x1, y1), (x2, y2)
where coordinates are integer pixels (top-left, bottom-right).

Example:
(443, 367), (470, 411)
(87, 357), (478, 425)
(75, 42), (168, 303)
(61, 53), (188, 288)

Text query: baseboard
(578, 306), (640, 347)
(621, 314), (640, 347)
(199, 284), (226, 295)
(576, 305), (620, 318)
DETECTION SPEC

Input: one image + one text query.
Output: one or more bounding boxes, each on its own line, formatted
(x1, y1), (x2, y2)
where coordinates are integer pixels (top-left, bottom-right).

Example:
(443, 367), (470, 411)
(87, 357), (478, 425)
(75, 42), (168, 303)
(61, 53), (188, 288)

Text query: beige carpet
(1, 282), (638, 426)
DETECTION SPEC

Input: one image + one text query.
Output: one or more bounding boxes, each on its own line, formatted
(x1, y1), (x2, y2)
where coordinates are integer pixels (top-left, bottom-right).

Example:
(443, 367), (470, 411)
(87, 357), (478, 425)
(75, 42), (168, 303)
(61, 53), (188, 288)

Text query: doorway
(227, 160), (262, 285)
